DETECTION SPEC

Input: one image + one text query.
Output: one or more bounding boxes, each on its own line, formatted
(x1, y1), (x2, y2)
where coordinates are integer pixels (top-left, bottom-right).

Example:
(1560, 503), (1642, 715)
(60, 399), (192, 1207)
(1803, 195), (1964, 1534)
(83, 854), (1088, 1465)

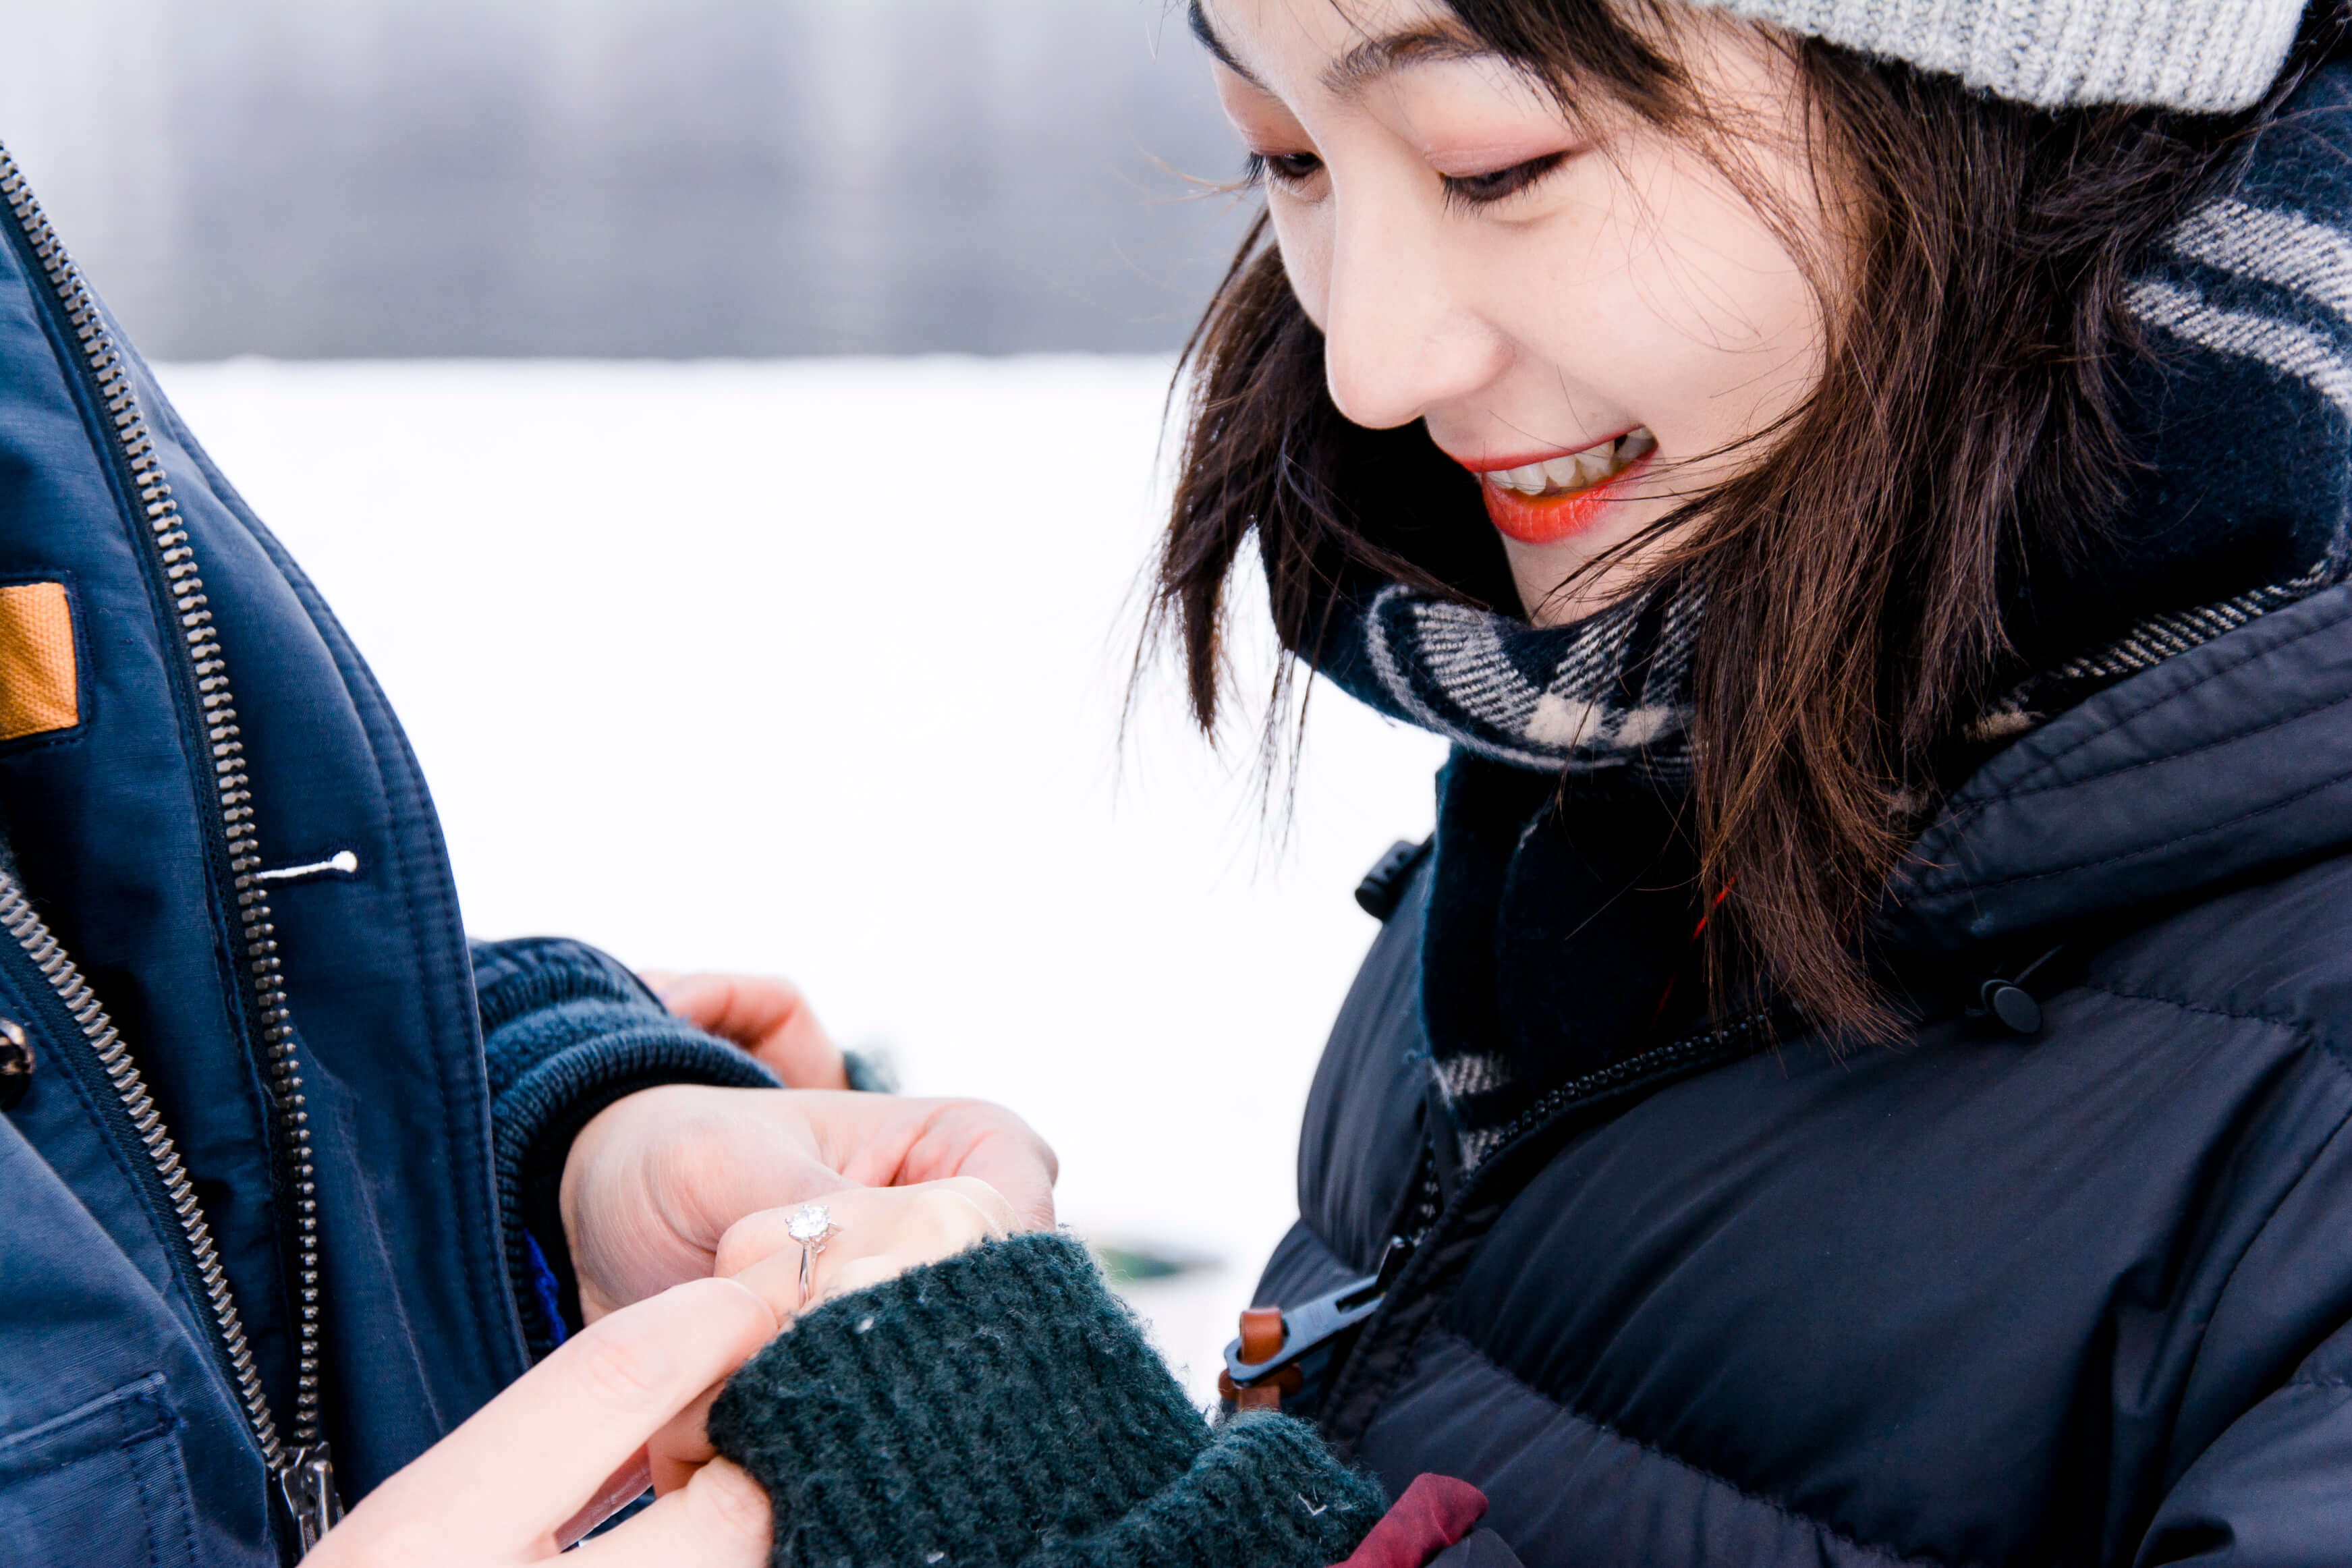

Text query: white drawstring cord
(252, 850), (359, 885)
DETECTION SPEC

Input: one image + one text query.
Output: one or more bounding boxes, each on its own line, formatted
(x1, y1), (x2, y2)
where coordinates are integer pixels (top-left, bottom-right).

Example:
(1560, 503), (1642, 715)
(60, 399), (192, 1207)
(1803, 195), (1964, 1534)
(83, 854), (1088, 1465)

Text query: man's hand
(560, 1087), (1057, 1321)
(638, 970), (846, 1088)
(302, 1277), (778, 1565)
(305, 1178), (1025, 1564)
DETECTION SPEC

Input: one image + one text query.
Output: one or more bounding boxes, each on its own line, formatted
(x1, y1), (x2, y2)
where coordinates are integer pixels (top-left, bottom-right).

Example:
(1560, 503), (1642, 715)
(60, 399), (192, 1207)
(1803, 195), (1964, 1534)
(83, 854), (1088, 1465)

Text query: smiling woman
(1159, 0), (2299, 1040)
(1107, 0), (2352, 1561)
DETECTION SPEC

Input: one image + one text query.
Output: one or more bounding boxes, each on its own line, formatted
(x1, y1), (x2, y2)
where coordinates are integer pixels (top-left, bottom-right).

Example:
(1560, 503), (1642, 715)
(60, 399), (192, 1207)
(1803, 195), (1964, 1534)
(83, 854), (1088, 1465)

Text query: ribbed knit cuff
(472, 936), (777, 1357)
(843, 1046), (899, 1094)
(708, 1231), (1386, 1567)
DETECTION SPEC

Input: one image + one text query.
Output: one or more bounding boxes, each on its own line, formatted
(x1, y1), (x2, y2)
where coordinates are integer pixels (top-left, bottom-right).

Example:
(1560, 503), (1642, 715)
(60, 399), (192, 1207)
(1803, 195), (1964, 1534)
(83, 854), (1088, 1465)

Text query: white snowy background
(157, 356), (1446, 1401)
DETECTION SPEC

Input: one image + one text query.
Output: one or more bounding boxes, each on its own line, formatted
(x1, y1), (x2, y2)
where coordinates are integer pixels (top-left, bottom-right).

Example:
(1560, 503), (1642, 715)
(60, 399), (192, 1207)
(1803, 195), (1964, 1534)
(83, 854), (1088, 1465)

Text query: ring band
(785, 1204), (839, 1309)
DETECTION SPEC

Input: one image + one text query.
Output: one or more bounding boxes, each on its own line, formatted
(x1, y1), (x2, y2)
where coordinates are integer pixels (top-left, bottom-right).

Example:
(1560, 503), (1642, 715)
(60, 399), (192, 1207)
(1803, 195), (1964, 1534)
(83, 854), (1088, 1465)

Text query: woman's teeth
(1484, 428), (1655, 497)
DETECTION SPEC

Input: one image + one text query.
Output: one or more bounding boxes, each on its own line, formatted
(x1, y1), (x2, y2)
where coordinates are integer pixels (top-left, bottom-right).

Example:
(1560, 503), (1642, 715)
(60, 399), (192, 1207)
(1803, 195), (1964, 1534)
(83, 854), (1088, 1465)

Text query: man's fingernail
(557, 1447), (654, 1548)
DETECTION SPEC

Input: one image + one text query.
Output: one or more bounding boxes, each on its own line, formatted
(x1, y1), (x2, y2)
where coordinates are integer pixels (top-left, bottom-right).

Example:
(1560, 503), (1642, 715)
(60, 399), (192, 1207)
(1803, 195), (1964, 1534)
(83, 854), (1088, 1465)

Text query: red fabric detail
(1331, 1474), (1490, 1568)
(1646, 883), (1734, 1036)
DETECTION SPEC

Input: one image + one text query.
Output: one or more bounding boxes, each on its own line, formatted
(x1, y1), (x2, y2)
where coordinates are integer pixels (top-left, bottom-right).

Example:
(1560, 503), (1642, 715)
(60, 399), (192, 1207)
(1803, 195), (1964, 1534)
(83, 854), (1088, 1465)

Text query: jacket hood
(1885, 59), (2352, 958)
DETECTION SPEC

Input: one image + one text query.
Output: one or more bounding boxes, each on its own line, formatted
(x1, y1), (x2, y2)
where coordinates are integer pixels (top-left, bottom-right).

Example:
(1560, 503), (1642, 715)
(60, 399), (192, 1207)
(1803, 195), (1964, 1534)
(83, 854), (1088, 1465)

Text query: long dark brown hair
(1150, 1), (2347, 1038)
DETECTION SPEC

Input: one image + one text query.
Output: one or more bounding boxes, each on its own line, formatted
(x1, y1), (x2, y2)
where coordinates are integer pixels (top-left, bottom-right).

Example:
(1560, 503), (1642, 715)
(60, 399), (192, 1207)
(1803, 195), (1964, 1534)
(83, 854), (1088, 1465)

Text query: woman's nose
(1319, 192), (1506, 431)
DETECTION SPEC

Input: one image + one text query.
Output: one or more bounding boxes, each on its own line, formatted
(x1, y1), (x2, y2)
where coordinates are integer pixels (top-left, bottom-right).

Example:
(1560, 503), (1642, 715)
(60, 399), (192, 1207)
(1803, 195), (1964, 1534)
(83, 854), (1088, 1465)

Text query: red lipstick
(1459, 433), (1654, 546)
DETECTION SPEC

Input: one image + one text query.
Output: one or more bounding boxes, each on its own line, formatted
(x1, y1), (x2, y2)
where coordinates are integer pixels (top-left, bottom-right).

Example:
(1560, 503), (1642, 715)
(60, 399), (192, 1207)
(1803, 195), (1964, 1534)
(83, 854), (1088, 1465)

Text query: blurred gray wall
(0, 0), (1252, 356)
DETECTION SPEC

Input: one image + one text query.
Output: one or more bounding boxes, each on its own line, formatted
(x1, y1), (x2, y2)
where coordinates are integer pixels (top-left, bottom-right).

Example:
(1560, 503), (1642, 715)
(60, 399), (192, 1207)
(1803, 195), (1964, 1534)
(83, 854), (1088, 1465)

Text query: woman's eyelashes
(1243, 147), (1573, 207)
(1243, 149), (1325, 192)
(1439, 150), (1571, 209)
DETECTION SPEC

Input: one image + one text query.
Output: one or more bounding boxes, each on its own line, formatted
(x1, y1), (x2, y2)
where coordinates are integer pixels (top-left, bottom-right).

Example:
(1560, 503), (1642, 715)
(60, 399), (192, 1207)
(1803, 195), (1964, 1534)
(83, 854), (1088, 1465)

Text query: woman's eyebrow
(1187, 0), (1264, 87)
(1189, 0), (1488, 96)
(1321, 26), (1492, 95)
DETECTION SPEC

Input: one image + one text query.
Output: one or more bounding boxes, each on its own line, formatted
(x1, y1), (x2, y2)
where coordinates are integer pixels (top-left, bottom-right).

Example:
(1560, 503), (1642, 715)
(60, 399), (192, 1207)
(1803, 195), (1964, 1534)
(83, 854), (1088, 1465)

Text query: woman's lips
(1463, 429), (1655, 546)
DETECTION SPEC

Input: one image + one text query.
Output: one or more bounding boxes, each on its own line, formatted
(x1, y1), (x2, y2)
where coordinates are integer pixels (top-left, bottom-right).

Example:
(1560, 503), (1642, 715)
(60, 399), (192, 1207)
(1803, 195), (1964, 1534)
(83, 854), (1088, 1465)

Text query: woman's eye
(1441, 150), (1571, 208)
(1245, 150), (1326, 192)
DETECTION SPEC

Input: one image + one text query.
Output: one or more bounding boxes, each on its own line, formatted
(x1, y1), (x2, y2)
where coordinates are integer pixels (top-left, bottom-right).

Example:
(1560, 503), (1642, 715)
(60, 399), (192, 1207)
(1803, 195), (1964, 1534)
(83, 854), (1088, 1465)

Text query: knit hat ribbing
(1694, 0), (2307, 111)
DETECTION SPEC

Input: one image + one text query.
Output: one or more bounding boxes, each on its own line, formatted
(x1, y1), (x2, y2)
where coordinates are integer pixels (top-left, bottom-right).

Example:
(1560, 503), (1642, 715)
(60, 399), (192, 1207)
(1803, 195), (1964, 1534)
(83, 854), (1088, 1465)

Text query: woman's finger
(712, 1185), (990, 1291)
(929, 1175), (1020, 1238)
(323, 1277), (777, 1559)
(569, 1459), (771, 1568)
(644, 1378), (732, 1498)
(715, 1181), (1016, 1321)
(820, 1251), (917, 1301)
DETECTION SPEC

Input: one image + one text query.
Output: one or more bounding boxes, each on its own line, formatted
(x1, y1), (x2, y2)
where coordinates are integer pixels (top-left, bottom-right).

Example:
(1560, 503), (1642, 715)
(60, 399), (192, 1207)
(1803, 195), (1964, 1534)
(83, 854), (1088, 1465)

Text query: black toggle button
(1978, 980), (2042, 1036)
(0, 1018), (30, 1110)
(1353, 838), (1433, 922)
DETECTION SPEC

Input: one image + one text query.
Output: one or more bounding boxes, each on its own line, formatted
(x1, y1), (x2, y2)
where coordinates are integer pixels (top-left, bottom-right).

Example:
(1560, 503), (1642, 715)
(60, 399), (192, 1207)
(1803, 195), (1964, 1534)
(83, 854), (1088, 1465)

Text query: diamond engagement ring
(786, 1204), (839, 1308)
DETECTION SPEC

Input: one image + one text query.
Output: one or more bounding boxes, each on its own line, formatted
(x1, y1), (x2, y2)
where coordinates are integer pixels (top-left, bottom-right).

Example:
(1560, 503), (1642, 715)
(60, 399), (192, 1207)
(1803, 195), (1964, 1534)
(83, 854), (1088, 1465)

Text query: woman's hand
(561, 1086), (1056, 1321)
(302, 1277), (779, 1565)
(638, 970), (845, 1088)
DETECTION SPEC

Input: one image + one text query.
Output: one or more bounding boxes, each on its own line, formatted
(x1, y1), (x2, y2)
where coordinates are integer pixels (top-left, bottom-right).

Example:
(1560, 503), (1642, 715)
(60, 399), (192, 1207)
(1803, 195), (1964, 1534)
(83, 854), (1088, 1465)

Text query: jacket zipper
(1315, 1004), (1789, 1454)
(0, 872), (279, 1447)
(1223, 1008), (1787, 1414)
(1391, 1007), (1780, 1256)
(0, 146), (340, 1551)
(1472, 1003), (1786, 1165)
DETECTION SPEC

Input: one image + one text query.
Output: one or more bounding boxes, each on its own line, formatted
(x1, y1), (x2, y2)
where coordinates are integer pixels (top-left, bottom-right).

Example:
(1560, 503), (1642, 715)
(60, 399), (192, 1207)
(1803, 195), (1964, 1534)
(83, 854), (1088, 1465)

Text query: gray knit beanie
(1693, 0), (2308, 111)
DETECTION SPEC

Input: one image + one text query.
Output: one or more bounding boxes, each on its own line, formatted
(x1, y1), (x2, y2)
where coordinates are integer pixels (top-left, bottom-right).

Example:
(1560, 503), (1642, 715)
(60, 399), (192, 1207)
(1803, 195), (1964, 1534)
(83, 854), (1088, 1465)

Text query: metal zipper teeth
(0, 874), (285, 1466)
(0, 148), (325, 1452)
(1484, 1003), (1787, 1160)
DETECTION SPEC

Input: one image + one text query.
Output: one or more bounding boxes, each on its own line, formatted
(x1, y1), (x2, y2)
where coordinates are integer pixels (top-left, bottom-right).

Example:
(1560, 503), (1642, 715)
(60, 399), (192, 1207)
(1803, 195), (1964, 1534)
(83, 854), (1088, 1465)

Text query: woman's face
(1198, 0), (1832, 623)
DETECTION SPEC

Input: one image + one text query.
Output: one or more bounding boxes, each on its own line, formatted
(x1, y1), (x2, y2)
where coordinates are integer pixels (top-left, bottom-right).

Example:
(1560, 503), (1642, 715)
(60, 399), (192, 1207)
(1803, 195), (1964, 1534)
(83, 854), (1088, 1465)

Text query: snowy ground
(155, 356), (1445, 1402)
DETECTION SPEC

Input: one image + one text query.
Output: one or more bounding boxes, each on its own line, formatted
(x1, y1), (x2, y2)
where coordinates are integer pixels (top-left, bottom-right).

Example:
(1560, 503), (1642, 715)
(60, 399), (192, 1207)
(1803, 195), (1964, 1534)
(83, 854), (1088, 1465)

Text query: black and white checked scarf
(1318, 578), (1706, 789)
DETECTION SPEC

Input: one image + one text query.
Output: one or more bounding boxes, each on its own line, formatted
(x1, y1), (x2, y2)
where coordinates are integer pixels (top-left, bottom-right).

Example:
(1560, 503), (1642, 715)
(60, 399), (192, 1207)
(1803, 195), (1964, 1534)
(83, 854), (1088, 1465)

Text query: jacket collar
(1884, 578), (2352, 955)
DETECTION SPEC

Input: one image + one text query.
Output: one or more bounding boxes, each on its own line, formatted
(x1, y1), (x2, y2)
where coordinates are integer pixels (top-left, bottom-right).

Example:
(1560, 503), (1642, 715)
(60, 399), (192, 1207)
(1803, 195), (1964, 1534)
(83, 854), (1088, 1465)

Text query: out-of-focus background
(0, 0), (1254, 355)
(0, 0), (1445, 1398)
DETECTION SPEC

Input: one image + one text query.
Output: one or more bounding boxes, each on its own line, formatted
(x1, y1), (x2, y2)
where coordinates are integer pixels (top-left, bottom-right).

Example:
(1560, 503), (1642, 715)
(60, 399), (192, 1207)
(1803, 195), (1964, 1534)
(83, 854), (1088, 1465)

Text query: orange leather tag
(0, 582), (76, 741)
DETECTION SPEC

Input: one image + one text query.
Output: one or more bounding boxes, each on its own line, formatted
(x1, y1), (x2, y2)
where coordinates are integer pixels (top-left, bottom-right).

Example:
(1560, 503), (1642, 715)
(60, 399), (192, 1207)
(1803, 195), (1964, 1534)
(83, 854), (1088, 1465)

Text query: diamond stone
(786, 1205), (834, 1242)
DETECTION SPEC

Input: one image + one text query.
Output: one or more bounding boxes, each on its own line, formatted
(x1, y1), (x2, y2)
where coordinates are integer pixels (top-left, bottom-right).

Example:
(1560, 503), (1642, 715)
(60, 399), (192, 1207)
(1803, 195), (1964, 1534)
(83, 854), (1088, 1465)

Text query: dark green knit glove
(706, 1231), (1385, 1567)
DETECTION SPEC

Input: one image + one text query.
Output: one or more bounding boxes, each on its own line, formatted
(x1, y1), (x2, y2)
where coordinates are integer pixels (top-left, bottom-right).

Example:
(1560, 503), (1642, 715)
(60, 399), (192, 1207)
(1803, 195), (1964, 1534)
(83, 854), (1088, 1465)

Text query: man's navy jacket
(0, 149), (770, 1563)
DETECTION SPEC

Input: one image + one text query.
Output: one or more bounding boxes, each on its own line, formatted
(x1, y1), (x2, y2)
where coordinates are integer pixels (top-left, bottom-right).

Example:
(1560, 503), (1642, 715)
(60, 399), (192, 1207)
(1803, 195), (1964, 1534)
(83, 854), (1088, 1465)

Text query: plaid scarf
(1316, 578), (1704, 791)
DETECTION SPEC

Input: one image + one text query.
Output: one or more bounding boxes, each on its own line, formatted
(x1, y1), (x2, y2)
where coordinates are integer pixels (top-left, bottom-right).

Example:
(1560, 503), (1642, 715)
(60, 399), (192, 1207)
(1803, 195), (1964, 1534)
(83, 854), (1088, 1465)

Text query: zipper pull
(277, 1445), (343, 1556)
(1368, 1230), (1417, 1290)
(1219, 1233), (1418, 1410)
(0, 1017), (31, 1111)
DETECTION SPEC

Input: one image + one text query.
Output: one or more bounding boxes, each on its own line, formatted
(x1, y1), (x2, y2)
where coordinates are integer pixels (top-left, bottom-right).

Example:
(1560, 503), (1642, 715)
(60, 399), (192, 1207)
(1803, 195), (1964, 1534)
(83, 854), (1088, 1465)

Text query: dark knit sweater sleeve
(708, 1230), (1386, 1567)
(470, 936), (777, 1358)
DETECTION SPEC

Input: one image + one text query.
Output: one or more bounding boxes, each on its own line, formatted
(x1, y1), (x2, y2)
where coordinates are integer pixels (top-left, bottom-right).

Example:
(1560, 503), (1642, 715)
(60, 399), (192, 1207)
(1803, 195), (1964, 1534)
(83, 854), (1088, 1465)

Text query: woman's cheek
(1268, 200), (1335, 331)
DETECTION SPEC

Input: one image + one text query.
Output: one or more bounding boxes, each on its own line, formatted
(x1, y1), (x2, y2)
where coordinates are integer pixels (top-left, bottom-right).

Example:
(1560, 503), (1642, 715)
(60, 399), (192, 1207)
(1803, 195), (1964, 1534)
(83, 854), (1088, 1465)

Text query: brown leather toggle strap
(1239, 1306), (1285, 1364)
(1217, 1364), (1303, 1411)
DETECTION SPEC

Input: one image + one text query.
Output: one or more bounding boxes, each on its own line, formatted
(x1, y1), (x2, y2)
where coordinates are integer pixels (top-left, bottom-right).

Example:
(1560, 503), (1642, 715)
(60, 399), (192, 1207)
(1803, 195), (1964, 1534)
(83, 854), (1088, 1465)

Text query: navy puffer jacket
(1244, 47), (2352, 1568)
(1262, 570), (2352, 1565)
